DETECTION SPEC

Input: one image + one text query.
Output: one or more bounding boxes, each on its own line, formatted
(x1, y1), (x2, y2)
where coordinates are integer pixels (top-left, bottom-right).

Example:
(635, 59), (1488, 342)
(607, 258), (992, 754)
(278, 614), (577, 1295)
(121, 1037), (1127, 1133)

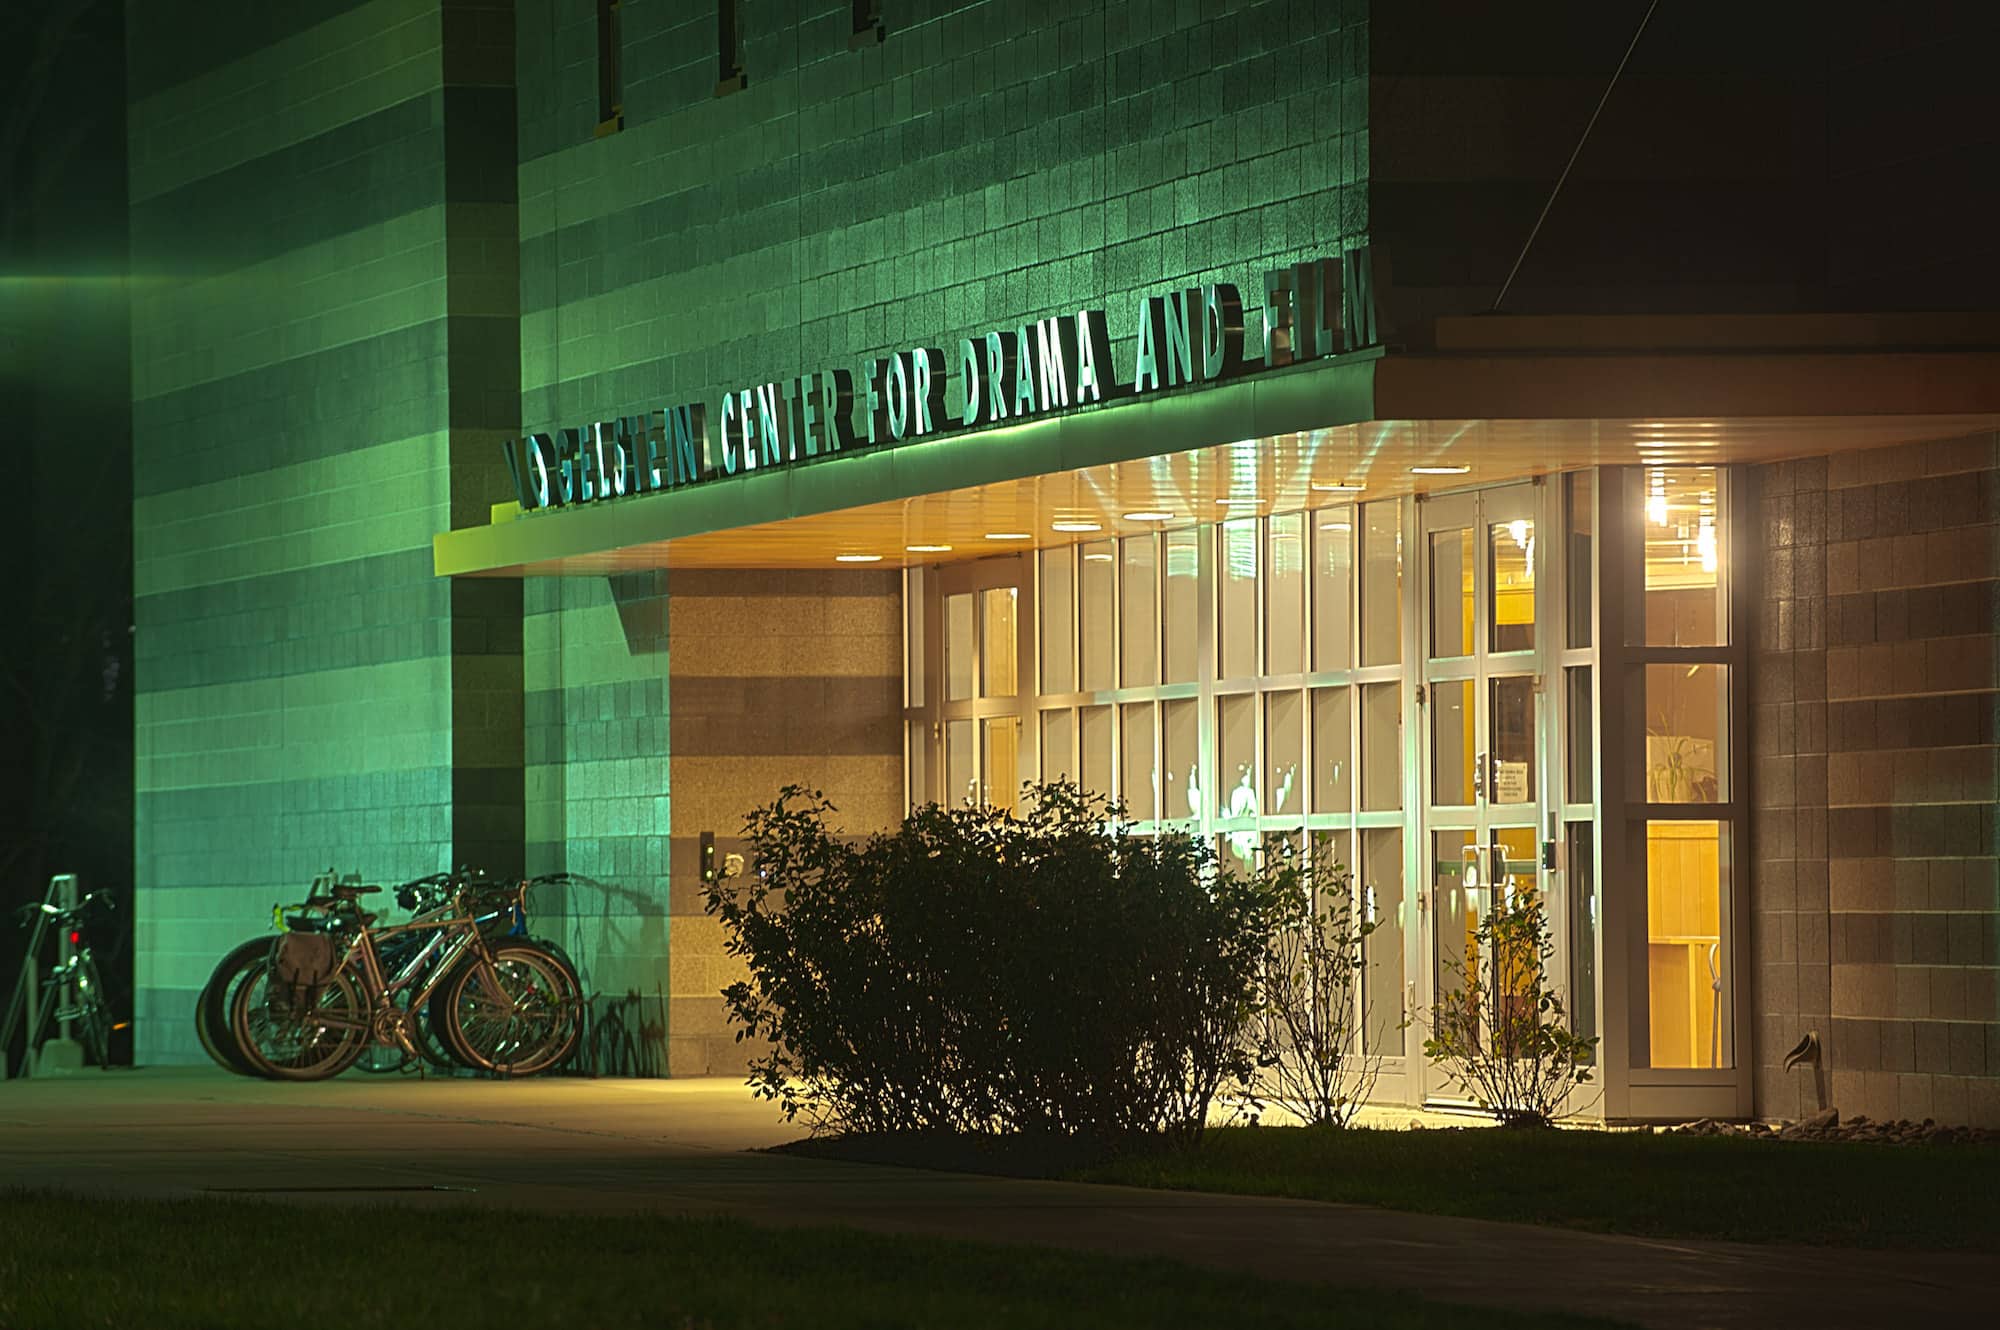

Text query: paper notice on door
(1494, 760), (1530, 803)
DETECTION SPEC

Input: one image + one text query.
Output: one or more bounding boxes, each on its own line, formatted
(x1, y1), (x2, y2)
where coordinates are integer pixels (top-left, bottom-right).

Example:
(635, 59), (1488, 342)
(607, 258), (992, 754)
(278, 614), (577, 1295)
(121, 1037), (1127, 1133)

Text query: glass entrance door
(935, 556), (1029, 812)
(1418, 484), (1548, 1103)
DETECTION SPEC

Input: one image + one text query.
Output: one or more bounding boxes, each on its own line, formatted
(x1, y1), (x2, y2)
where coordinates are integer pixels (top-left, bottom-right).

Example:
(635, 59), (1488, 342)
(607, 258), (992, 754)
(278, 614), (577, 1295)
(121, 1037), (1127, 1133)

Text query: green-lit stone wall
(128, 0), (522, 1063)
(508, 0), (1370, 1073)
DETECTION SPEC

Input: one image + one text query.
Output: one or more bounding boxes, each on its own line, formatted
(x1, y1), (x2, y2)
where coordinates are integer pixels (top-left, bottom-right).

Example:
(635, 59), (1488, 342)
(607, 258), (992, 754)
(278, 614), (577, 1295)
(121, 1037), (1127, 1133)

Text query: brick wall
(509, 0), (1370, 435)
(1754, 436), (2000, 1127)
(505, 0), (1372, 1074)
(128, 0), (521, 1061)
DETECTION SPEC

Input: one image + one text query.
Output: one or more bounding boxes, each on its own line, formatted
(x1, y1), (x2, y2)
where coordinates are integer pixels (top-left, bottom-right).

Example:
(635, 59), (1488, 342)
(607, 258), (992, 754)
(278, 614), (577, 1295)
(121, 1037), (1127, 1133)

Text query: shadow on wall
(574, 990), (668, 1078)
(534, 873), (671, 1077)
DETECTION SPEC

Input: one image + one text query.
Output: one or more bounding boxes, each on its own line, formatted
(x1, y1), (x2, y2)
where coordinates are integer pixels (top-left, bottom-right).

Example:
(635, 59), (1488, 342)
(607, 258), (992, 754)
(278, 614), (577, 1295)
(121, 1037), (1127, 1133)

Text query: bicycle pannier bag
(270, 932), (338, 1005)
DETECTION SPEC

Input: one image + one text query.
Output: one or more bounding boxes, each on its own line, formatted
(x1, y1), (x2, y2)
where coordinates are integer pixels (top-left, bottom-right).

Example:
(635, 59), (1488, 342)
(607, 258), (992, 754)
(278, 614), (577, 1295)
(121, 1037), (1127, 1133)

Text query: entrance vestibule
(901, 466), (1746, 1119)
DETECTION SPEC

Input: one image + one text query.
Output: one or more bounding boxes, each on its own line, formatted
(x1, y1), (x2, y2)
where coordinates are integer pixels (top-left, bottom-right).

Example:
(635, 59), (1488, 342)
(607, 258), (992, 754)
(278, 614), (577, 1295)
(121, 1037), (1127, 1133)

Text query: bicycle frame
(291, 885), (532, 1047)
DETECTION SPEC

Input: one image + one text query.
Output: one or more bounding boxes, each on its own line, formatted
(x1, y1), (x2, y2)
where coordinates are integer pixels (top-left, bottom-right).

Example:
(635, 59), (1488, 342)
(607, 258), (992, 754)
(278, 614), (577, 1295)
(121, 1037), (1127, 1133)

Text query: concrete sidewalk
(2, 1068), (1990, 1328)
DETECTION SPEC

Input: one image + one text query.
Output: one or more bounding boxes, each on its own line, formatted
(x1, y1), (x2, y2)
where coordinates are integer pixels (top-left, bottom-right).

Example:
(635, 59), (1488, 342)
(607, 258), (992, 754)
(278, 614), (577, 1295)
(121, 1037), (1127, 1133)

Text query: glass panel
(906, 719), (930, 809)
(1490, 516), (1535, 653)
(1428, 527), (1472, 658)
(1218, 519), (1258, 679)
(1565, 471), (1593, 649)
(945, 717), (975, 807)
(1040, 709), (1075, 784)
(1039, 548), (1075, 694)
(1432, 828), (1482, 1051)
(1430, 678), (1475, 806)
(945, 593), (974, 701)
(1162, 527), (1203, 684)
(1266, 512), (1305, 675)
(1216, 692), (1257, 851)
(905, 567), (927, 707)
(1264, 691), (1304, 819)
(1566, 666), (1593, 806)
(1360, 681), (1402, 811)
(982, 717), (1020, 813)
(1642, 466), (1724, 647)
(1310, 686), (1351, 814)
(1079, 540), (1115, 691)
(1162, 699), (1199, 823)
(1492, 825), (1543, 1055)
(1646, 663), (1727, 802)
(1646, 820), (1729, 1068)
(1312, 506), (1353, 671)
(1120, 536), (1158, 686)
(978, 586), (1017, 698)
(1360, 501), (1402, 666)
(1079, 705), (1113, 803)
(1489, 675), (1536, 807)
(1567, 820), (1597, 1061)
(1121, 701), (1157, 820)
(1361, 826), (1405, 1056)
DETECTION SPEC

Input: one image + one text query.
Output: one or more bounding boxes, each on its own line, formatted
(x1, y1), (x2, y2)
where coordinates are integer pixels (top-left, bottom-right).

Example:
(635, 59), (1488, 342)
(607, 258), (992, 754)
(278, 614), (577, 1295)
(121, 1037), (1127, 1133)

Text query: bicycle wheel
(76, 954), (113, 1067)
(436, 941), (581, 1076)
(197, 938), (276, 1076)
(229, 960), (369, 1081)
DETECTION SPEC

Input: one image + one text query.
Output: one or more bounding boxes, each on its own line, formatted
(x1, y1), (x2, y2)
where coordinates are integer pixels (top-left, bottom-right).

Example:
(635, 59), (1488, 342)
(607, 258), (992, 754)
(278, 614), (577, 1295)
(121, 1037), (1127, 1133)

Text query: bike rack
(1, 874), (83, 1079)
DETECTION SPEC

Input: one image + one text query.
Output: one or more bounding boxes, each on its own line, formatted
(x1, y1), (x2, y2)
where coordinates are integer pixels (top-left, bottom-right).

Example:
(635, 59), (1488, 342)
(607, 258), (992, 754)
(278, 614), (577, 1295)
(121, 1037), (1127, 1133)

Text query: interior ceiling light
(985, 531), (1030, 540)
(1122, 511), (1173, 521)
(1309, 481), (1364, 493)
(1319, 520), (1353, 532)
(905, 543), (952, 553)
(1050, 520), (1101, 532)
(1214, 497), (1262, 506)
(834, 553), (883, 563)
(1410, 465), (1470, 476)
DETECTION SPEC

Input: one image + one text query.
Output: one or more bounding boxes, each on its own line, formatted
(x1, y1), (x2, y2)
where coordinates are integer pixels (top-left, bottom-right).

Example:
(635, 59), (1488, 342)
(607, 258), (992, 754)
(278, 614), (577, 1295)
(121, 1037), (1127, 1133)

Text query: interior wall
(1752, 433), (2000, 1127)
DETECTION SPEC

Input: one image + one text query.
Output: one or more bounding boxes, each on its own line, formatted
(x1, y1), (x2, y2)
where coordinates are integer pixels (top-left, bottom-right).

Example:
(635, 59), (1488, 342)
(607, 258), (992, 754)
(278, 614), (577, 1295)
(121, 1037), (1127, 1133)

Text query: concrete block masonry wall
(1753, 435), (2000, 1127)
(128, 0), (524, 1063)
(509, 0), (1369, 1071)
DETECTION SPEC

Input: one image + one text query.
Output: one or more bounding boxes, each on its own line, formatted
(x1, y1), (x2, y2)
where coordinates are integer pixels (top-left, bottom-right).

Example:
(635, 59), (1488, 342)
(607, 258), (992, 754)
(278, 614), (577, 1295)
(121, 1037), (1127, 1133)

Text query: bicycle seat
(329, 884), (381, 901)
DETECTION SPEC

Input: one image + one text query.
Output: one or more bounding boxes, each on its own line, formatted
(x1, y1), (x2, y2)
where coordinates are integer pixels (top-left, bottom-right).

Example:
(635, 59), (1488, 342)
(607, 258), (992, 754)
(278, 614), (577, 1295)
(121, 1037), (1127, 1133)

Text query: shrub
(704, 782), (1275, 1143)
(1248, 836), (1380, 1127)
(1421, 887), (1597, 1127)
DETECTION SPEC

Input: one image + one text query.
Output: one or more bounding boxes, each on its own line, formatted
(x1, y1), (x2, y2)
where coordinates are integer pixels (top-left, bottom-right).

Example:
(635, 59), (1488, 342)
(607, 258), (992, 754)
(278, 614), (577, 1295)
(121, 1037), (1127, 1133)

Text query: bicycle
(12, 889), (123, 1068)
(228, 872), (584, 1080)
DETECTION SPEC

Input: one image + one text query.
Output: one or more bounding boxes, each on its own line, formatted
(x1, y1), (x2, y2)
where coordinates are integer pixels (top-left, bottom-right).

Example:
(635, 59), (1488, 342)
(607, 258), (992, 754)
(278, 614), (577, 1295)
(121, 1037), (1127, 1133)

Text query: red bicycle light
(68, 930), (81, 946)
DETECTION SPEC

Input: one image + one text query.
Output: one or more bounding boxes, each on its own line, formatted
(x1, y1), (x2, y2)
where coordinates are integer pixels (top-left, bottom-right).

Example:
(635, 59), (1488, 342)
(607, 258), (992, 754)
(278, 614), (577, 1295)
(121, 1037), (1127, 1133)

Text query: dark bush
(705, 782), (1275, 1143)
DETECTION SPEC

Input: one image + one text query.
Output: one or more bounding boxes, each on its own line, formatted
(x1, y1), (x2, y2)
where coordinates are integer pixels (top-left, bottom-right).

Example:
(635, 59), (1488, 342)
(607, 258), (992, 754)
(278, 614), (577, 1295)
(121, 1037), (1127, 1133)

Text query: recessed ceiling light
(1214, 497), (1262, 507)
(1122, 511), (1173, 522)
(1051, 521), (1101, 533)
(1083, 552), (1115, 562)
(834, 553), (883, 563)
(1410, 465), (1470, 475)
(985, 532), (1030, 540)
(1310, 482), (1365, 493)
(1319, 521), (1353, 532)
(905, 543), (952, 553)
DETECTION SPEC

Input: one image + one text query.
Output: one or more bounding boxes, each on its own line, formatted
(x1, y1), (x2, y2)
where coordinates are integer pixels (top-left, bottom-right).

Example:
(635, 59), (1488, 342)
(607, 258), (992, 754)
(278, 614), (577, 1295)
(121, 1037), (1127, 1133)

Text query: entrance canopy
(433, 313), (2000, 577)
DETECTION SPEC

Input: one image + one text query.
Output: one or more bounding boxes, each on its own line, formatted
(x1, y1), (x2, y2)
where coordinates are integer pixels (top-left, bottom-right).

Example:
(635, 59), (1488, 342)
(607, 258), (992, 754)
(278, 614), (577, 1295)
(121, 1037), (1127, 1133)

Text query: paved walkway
(2, 1068), (1991, 1328)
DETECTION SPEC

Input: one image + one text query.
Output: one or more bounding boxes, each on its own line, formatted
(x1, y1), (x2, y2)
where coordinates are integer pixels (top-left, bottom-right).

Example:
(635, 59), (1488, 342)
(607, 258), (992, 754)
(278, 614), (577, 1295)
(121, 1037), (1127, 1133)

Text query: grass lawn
(0, 1190), (1626, 1330)
(1074, 1125), (2000, 1249)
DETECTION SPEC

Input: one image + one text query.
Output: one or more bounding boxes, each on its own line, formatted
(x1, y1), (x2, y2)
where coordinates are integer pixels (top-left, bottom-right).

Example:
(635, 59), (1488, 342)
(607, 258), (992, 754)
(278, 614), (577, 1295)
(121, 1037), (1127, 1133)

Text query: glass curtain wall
(901, 464), (1742, 1111)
